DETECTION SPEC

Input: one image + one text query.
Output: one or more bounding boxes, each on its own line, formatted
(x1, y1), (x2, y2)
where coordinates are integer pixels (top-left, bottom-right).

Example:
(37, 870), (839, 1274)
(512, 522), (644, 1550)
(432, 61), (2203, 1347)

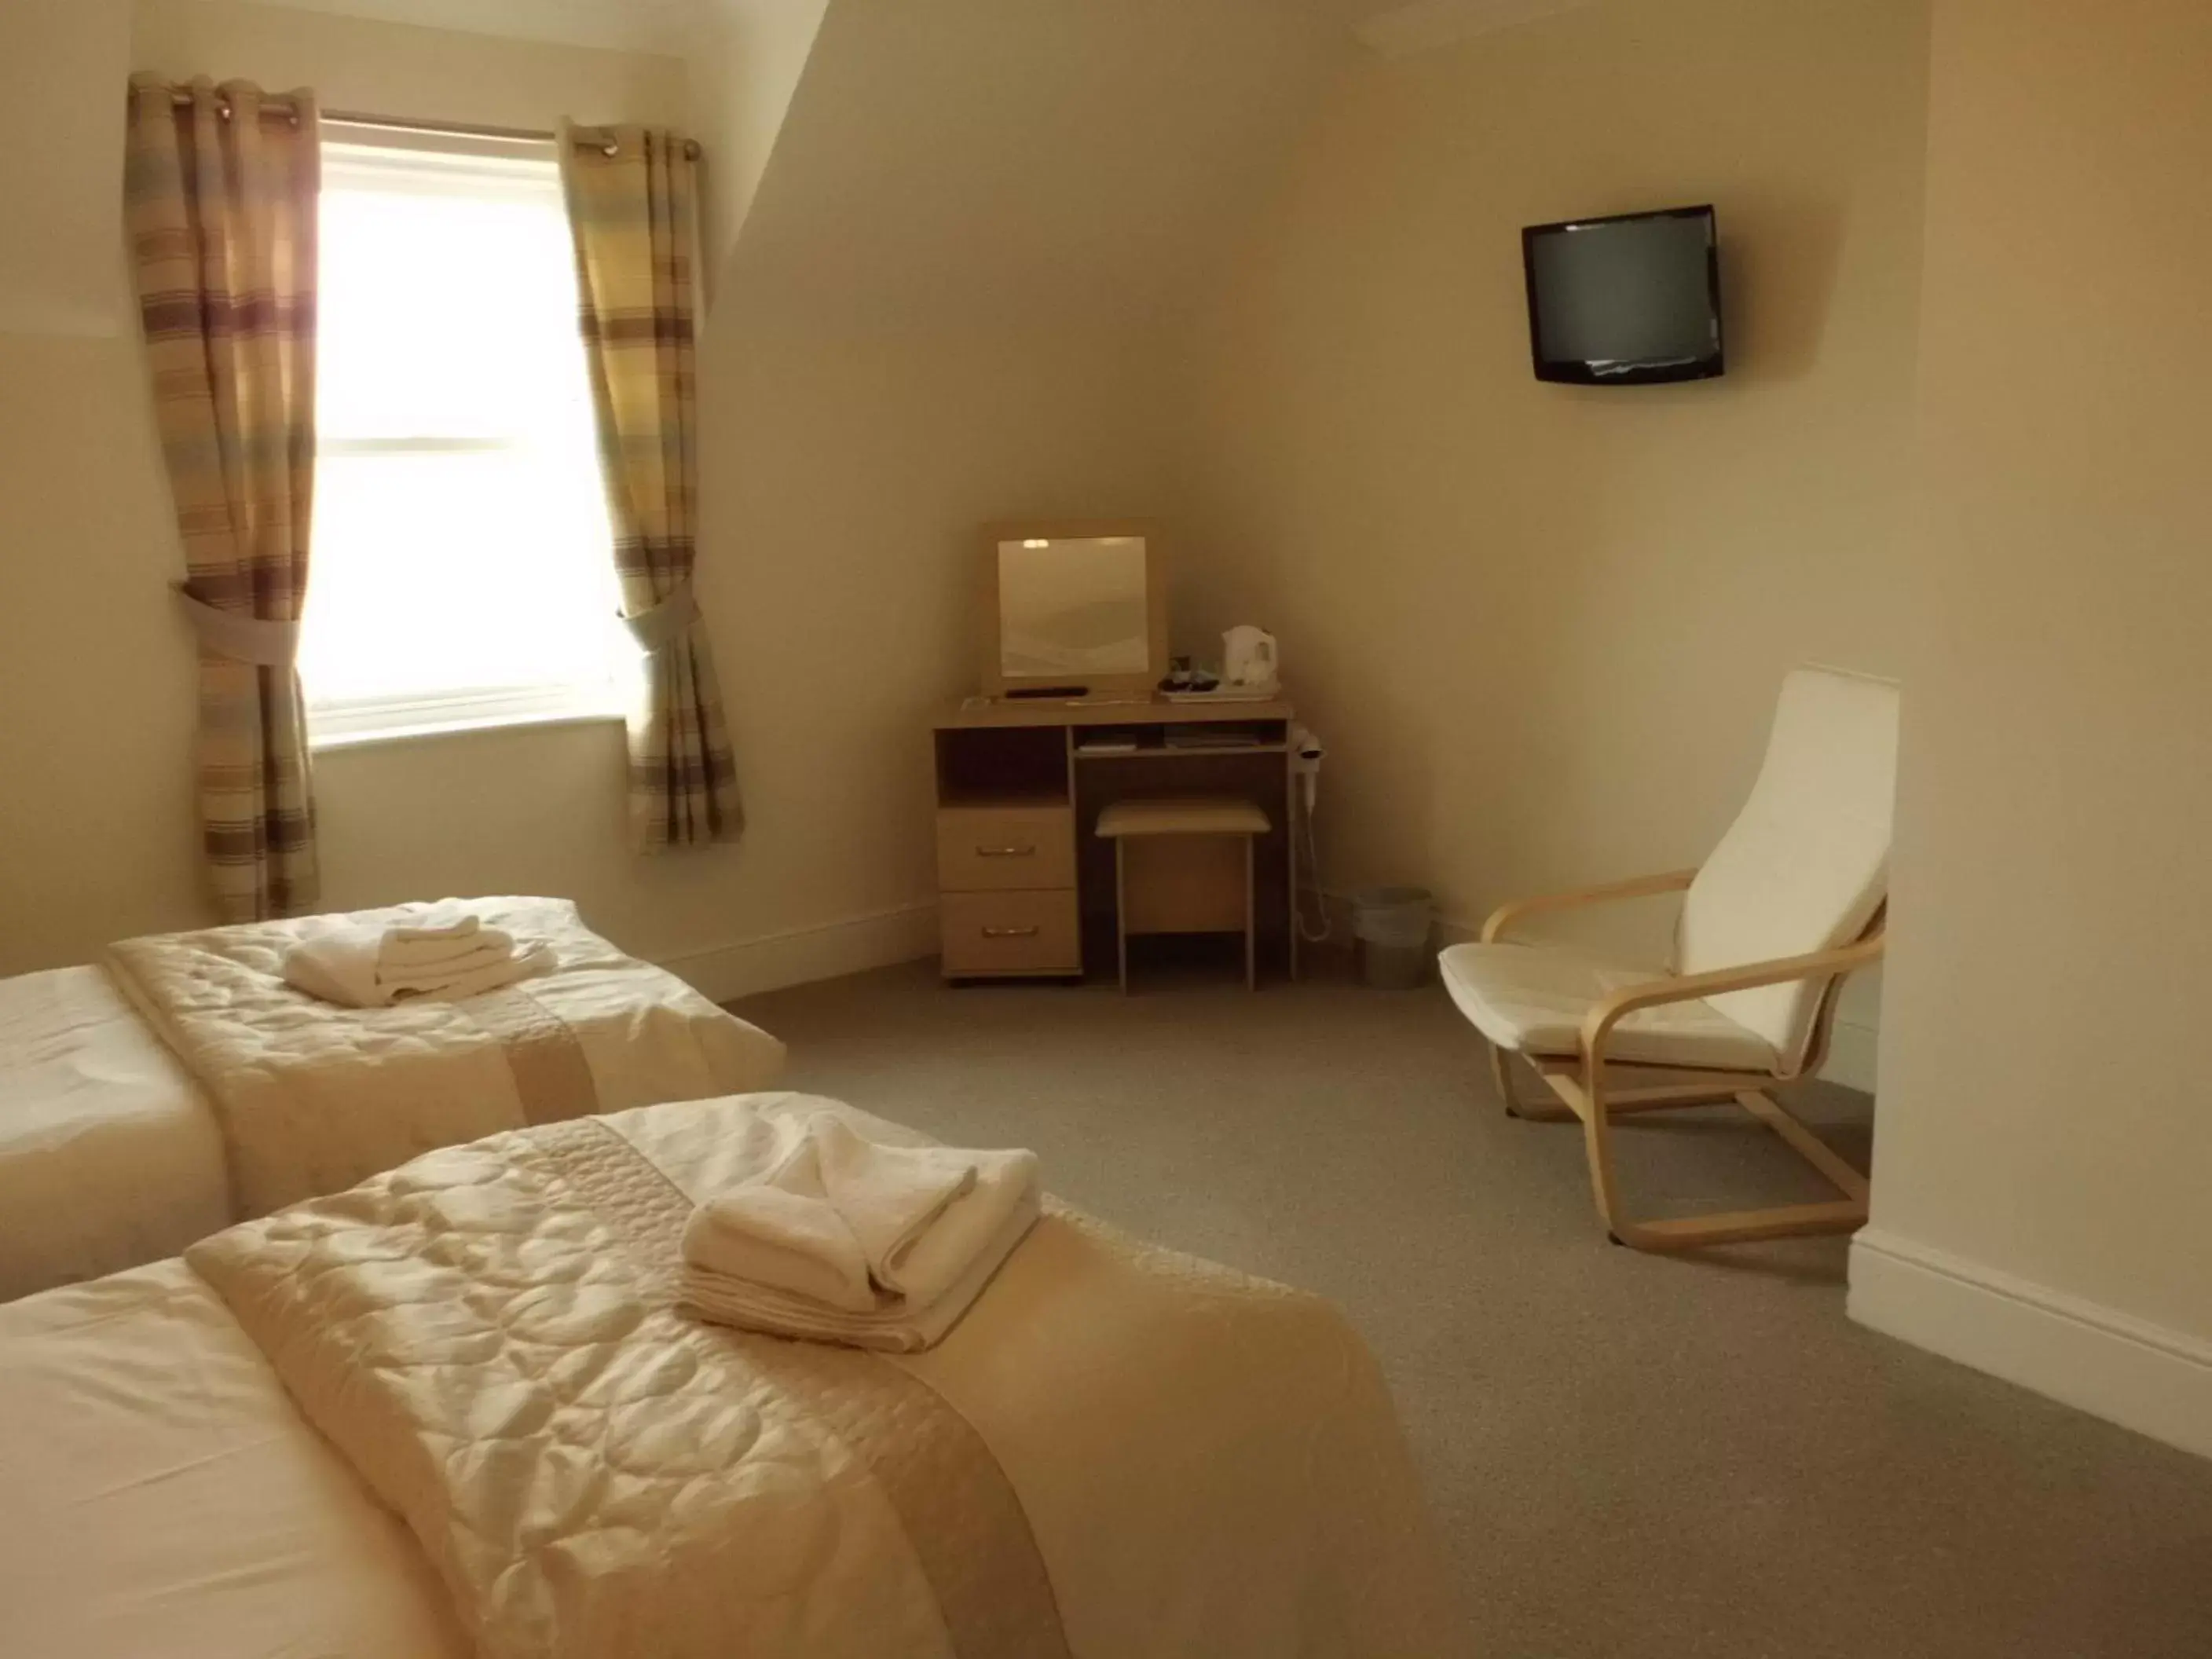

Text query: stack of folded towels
(282, 902), (554, 1008)
(680, 1113), (1040, 1353)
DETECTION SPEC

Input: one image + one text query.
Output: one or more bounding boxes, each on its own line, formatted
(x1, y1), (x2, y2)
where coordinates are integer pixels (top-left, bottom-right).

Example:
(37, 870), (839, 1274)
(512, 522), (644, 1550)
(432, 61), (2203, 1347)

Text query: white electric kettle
(1221, 626), (1280, 695)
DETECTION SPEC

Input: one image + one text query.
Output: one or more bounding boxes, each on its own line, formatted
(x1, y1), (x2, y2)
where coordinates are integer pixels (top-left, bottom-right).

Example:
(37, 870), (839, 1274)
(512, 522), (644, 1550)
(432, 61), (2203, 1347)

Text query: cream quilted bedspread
(187, 1093), (1463, 1659)
(104, 898), (785, 1218)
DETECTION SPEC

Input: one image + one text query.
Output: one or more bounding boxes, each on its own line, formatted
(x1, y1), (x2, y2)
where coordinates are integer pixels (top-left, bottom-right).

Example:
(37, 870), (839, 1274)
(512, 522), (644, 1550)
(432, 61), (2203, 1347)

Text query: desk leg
(1245, 837), (1257, 991)
(1284, 759), (1300, 982)
(1115, 840), (1130, 994)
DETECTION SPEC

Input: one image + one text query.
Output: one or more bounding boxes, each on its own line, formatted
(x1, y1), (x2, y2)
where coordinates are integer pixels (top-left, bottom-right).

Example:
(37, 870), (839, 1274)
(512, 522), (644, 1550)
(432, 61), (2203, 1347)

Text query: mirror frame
(978, 518), (1168, 698)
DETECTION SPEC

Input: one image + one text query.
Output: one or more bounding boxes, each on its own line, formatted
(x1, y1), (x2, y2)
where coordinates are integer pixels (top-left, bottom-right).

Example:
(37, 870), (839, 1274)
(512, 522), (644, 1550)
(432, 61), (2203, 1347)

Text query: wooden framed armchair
(1438, 665), (1895, 1253)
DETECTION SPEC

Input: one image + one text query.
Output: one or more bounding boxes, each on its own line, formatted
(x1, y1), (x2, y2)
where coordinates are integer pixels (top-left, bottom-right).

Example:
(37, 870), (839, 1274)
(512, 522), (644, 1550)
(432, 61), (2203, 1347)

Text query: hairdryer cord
(1295, 791), (1332, 944)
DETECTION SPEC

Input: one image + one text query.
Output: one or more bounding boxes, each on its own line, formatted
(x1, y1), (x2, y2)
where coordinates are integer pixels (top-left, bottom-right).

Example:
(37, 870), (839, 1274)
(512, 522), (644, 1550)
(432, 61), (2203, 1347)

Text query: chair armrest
(1480, 869), (1699, 944)
(1579, 932), (1888, 1064)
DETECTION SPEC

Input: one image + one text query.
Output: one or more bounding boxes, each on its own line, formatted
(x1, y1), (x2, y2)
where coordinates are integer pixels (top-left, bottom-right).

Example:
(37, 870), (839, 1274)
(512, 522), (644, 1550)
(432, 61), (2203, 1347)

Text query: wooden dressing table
(932, 695), (1298, 983)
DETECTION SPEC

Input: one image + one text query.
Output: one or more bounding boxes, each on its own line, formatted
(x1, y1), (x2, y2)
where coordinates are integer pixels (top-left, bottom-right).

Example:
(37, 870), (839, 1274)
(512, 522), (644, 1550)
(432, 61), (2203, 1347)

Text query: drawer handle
(981, 925), (1042, 939)
(975, 844), (1038, 858)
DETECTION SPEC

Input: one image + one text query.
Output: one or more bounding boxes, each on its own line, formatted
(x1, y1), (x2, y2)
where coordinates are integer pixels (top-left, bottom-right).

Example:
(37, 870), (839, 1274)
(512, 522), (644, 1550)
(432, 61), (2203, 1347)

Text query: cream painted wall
(1858, 0), (2212, 1353)
(0, 0), (196, 962)
(0, 333), (201, 961)
(0, 1), (134, 337)
(1180, 0), (1930, 1075)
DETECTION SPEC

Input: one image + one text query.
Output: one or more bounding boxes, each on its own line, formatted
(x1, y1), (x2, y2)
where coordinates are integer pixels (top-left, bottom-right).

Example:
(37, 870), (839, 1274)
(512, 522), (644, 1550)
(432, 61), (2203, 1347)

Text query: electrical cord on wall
(1295, 798), (1333, 945)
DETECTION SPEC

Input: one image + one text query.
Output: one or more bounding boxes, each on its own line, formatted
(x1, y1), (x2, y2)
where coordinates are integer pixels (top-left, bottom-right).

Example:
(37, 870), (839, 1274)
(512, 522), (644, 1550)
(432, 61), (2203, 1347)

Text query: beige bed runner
(187, 1110), (1068, 1659)
(104, 897), (784, 1217)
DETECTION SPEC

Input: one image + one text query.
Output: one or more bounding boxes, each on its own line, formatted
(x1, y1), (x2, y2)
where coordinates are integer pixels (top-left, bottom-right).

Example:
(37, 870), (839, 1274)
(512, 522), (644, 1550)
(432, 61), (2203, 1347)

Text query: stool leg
(1115, 840), (1130, 994)
(1244, 836), (1257, 991)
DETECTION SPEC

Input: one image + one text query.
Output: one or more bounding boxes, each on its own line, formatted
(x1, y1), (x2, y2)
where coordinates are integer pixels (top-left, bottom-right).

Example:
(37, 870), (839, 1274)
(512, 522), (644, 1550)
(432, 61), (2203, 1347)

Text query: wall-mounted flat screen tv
(1522, 205), (1723, 385)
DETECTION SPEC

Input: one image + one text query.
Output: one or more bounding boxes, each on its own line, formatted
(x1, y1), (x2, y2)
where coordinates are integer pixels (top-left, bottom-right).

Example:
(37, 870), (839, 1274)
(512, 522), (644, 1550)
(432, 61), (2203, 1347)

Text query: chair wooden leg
(1489, 1043), (1518, 1114)
(1578, 1073), (1631, 1240)
(1492, 1046), (1576, 1121)
(1542, 1066), (1869, 1251)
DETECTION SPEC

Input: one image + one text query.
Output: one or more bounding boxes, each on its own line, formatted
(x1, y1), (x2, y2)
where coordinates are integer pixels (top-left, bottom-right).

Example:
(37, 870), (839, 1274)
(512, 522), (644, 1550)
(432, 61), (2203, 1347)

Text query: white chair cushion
(1438, 941), (1778, 1073)
(1677, 665), (1897, 1068)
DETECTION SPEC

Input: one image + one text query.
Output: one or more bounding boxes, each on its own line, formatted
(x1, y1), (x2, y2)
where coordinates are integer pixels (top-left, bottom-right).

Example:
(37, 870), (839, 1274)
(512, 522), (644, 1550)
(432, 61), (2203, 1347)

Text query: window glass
(302, 137), (635, 743)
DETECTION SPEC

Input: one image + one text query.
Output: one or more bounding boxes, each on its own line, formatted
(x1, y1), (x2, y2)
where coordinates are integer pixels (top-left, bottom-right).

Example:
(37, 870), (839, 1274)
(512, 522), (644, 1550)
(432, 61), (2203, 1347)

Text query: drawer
(940, 890), (1081, 976)
(936, 804), (1075, 892)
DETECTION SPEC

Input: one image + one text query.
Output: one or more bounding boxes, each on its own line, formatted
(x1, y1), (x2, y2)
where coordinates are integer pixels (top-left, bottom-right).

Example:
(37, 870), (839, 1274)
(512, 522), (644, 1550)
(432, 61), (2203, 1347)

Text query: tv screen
(1522, 206), (1723, 385)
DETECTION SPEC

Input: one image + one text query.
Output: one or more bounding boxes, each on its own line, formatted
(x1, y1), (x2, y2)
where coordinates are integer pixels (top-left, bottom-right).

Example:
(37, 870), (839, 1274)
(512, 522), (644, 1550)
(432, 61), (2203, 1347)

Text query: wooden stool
(1095, 797), (1272, 992)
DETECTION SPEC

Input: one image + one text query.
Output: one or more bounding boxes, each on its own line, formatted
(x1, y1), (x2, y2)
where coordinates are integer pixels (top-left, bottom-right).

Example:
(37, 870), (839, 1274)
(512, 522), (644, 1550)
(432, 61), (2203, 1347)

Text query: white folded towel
(376, 931), (518, 976)
(376, 903), (516, 975)
(682, 1188), (1041, 1353)
(811, 1117), (1035, 1306)
(398, 944), (554, 1002)
(680, 1133), (878, 1311)
(384, 901), (482, 945)
(678, 1113), (1041, 1351)
(680, 1115), (1021, 1309)
(282, 923), (553, 1009)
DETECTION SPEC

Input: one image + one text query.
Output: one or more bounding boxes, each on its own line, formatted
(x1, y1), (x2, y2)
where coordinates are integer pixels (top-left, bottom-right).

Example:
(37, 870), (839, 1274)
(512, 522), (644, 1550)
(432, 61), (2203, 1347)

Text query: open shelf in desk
(936, 786), (1071, 811)
(934, 722), (1072, 807)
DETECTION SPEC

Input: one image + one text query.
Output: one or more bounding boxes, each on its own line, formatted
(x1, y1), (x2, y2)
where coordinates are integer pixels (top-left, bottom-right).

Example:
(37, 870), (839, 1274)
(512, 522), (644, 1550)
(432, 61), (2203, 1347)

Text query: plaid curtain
(558, 123), (741, 849)
(125, 74), (321, 920)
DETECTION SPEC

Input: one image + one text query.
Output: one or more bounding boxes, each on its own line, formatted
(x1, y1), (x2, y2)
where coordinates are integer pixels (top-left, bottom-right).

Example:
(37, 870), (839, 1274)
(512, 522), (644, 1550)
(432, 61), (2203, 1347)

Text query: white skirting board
(657, 902), (939, 1005)
(1848, 1229), (2212, 1461)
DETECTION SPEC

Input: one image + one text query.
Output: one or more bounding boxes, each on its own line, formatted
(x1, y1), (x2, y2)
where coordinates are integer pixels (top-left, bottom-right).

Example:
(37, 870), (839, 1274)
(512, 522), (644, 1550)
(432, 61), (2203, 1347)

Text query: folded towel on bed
(679, 1114), (1040, 1349)
(383, 901), (482, 945)
(817, 1119), (1036, 1304)
(378, 928), (516, 975)
(682, 1188), (1042, 1353)
(281, 925), (551, 1008)
(682, 1163), (877, 1312)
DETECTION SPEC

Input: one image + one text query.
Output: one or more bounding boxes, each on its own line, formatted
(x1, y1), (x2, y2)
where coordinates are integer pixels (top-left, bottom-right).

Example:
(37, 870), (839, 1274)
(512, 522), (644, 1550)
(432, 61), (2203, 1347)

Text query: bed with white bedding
(0, 1093), (1463, 1659)
(0, 898), (785, 1301)
(0, 965), (230, 1298)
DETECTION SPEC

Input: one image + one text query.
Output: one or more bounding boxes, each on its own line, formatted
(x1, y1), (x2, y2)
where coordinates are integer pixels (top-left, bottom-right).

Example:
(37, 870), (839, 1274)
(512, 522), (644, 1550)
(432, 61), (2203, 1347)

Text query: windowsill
(309, 704), (628, 753)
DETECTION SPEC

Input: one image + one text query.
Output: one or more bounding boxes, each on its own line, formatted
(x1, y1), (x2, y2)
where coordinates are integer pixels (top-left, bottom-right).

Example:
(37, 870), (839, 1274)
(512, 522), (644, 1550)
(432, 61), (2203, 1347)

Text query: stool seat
(1097, 797), (1273, 839)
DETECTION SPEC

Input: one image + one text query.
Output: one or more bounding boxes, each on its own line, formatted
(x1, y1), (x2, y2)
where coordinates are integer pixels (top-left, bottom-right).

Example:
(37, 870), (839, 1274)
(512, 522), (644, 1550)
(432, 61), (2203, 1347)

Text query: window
(302, 132), (637, 745)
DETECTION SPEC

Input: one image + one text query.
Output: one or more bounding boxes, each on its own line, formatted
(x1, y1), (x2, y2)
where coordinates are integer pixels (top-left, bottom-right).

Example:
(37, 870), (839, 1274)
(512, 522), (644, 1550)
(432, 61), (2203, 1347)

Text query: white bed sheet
(0, 1259), (466, 1659)
(0, 969), (229, 1301)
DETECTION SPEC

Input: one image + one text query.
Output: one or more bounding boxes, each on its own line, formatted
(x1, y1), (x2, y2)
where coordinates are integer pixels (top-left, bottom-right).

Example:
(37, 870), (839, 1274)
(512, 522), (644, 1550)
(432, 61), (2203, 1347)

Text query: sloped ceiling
(220, 0), (1590, 61)
(229, 0), (1426, 57)
(221, 0), (1573, 327)
(724, 0), (1351, 327)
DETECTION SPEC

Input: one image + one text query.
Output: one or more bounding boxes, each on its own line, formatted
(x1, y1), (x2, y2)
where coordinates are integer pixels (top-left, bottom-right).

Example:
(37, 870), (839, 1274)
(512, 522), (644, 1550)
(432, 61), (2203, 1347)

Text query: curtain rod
(149, 89), (698, 158)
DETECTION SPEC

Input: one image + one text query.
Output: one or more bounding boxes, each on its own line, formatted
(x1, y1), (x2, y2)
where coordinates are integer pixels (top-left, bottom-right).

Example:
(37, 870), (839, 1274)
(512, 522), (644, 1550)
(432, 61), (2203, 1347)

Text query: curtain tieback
(622, 580), (701, 652)
(172, 584), (301, 667)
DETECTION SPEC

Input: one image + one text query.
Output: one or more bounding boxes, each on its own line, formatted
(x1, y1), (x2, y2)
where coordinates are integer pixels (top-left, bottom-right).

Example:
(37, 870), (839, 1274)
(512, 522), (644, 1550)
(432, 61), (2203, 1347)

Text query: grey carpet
(733, 958), (2212, 1658)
